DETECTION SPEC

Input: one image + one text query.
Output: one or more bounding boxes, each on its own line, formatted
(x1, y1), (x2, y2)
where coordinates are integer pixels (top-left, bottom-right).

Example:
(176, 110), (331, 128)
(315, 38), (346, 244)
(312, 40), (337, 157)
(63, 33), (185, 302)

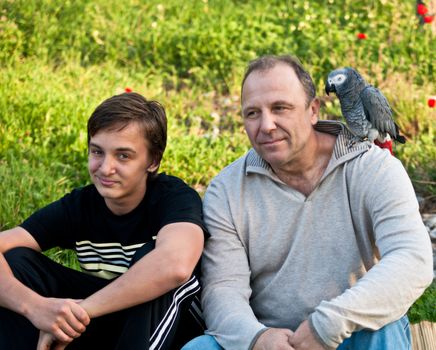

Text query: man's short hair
(87, 92), (167, 174)
(241, 55), (316, 107)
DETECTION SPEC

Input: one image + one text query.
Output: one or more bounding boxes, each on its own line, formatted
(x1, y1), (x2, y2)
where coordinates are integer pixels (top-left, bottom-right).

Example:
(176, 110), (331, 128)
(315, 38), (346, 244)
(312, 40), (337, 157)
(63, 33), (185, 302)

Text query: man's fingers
(286, 329), (294, 336)
(254, 328), (296, 350)
(287, 329), (294, 343)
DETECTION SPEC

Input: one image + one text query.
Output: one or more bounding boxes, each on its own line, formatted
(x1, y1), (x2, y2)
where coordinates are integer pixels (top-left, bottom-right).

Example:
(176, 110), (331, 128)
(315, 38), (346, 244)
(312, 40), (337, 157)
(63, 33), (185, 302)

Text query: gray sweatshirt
(201, 121), (433, 349)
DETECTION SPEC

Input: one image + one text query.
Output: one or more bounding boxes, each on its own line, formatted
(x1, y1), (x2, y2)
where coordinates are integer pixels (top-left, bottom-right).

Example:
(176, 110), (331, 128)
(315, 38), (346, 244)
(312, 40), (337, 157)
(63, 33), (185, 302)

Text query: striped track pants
(0, 246), (204, 349)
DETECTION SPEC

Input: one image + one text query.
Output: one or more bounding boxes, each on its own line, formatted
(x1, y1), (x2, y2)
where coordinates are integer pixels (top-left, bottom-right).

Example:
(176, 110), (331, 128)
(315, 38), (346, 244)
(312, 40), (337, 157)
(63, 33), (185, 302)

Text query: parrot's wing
(360, 86), (397, 137)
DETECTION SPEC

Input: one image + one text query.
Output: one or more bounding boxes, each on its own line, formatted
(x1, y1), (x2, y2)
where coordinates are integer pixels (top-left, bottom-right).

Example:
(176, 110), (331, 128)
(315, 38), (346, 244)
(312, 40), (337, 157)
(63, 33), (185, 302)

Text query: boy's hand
(28, 297), (90, 344)
(37, 330), (69, 350)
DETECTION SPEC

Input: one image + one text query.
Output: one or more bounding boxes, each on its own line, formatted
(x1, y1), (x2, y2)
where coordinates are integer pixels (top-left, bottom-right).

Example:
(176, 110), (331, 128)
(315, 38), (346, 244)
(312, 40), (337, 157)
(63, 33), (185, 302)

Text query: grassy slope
(0, 0), (435, 322)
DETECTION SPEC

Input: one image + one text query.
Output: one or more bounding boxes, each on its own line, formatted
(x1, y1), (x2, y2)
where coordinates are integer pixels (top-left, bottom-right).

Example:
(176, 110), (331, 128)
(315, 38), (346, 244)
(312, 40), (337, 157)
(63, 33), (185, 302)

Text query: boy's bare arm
(80, 222), (204, 318)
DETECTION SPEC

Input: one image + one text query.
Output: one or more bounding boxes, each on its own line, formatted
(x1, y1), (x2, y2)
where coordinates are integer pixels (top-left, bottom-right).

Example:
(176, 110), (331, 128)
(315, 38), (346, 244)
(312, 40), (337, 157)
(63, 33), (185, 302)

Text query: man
(183, 55), (433, 350)
(0, 92), (207, 349)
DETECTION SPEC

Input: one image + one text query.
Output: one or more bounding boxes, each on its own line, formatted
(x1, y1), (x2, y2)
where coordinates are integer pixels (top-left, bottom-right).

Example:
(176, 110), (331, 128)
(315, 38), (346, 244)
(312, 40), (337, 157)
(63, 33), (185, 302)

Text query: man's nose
(259, 111), (277, 133)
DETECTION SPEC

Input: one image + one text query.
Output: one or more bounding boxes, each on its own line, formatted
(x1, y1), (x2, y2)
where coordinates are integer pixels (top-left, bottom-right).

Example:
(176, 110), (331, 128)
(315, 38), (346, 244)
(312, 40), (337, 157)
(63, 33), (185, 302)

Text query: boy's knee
(3, 247), (56, 294)
(4, 246), (38, 266)
(3, 247), (41, 276)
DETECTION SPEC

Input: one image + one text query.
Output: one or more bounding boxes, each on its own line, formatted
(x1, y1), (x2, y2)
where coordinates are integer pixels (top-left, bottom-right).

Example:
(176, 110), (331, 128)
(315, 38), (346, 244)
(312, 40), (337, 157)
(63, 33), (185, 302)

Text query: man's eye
(118, 154), (129, 160)
(274, 106), (286, 111)
(245, 111), (257, 119)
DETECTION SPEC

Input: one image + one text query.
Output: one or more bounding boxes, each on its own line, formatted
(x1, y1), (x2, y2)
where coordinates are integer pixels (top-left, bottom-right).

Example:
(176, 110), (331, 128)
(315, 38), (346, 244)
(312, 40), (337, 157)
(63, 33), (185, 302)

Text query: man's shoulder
(342, 144), (409, 194)
(204, 151), (256, 203)
(211, 150), (253, 182)
(349, 144), (402, 170)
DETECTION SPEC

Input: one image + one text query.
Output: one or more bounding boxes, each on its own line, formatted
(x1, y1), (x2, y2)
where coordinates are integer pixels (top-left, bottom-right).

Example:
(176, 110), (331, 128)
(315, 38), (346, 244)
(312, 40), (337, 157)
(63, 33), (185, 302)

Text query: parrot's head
(325, 67), (365, 98)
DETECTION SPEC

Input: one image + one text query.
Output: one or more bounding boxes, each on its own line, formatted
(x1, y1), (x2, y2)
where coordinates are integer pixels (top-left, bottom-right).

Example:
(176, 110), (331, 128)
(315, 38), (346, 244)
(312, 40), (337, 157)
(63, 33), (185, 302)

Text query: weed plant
(0, 0), (434, 322)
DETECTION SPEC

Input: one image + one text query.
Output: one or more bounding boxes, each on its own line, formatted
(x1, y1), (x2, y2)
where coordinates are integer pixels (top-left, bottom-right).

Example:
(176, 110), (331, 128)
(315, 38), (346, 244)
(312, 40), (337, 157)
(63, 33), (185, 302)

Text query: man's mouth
(259, 138), (284, 146)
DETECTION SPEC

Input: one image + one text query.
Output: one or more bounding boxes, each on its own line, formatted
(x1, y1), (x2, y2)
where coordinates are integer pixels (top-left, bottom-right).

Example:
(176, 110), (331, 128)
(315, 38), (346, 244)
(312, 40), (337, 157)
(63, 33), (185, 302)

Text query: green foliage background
(0, 0), (435, 322)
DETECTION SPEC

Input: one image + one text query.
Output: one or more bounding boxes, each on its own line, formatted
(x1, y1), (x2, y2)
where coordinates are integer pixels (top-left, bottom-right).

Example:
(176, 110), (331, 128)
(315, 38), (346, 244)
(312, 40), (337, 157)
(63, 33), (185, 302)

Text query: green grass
(408, 282), (436, 324)
(0, 0), (435, 322)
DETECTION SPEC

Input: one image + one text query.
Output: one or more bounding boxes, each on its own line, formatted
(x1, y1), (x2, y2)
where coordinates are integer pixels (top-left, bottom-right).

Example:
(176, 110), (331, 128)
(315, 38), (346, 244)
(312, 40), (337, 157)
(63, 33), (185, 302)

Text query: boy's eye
(90, 149), (102, 155)
(118, 153), (129, 160)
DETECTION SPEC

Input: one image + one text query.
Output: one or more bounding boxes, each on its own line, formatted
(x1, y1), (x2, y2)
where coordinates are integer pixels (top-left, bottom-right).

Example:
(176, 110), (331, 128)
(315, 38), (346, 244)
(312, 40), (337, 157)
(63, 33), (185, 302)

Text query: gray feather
(325, 67), (405, 144)
(360, 86), (397, 138)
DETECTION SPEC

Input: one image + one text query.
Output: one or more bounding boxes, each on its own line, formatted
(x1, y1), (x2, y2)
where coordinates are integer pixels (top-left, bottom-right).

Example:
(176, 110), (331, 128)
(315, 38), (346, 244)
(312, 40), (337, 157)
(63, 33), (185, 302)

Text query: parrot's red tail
(374, 139), (393, 155)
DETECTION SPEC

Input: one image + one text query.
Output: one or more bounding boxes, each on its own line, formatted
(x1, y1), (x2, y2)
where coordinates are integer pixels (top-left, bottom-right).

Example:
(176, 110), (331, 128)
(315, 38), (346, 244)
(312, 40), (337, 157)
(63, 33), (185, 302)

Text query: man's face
(241, 63), (319, 170)
(88, 122), (157, 213)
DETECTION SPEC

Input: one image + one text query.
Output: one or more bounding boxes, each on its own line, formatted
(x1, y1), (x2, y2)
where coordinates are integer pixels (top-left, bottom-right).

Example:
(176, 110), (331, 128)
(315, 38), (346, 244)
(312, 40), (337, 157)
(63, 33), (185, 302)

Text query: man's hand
(253, 328), (295, 350)
(37, 331), (69, 350)
(27, 297), (90, 344)
(289, 320), (325, 350)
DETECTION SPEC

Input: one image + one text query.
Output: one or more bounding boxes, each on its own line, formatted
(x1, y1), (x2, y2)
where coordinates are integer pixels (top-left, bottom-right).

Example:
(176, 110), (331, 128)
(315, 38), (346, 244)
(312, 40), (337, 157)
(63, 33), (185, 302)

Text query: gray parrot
(325, 67), (406, 148)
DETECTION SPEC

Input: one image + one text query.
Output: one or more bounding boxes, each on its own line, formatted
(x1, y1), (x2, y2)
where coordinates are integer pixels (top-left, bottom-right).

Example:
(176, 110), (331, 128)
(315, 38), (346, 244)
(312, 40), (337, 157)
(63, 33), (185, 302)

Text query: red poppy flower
(428, 98), (435, 108)
(356, 33), (367, 40)
(417, 4), (429, 15)
(423, 15), (434, 23)
(125, 87), (133, 93)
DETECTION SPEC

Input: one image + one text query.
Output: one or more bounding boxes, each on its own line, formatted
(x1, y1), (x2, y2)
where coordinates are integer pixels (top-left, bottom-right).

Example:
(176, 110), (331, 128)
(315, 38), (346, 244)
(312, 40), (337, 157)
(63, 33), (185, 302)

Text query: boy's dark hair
(87, 92), (167, 175)
(241, 55), (316, 108)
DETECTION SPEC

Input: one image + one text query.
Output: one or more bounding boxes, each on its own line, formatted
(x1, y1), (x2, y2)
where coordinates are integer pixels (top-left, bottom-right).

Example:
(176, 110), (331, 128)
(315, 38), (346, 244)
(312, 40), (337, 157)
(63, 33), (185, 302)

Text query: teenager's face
(88, 122), (158, 213)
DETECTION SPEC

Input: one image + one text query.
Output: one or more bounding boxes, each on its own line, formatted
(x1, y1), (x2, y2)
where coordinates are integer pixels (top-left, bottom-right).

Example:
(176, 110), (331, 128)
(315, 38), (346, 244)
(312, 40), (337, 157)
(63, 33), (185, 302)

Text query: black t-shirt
(20, 173), (207, 279)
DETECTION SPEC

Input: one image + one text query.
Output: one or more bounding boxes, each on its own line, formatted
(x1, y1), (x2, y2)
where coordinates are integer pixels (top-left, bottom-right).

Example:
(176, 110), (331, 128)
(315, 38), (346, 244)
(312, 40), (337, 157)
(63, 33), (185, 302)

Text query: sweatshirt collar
(245, 120), (371, 176)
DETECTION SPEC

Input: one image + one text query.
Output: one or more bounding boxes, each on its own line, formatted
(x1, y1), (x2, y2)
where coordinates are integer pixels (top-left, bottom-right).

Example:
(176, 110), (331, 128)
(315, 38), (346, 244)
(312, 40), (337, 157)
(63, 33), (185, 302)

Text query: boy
(0, 92), (207, 349)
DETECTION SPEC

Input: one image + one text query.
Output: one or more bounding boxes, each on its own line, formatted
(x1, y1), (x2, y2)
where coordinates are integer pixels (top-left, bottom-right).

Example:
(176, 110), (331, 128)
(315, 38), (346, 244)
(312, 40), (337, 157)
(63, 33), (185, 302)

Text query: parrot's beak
(325, 81), (336, 95)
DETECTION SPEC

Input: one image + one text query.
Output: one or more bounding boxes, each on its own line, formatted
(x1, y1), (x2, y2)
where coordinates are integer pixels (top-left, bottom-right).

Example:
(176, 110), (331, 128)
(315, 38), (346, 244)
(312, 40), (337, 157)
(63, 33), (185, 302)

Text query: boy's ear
(146, 160), (159, 173)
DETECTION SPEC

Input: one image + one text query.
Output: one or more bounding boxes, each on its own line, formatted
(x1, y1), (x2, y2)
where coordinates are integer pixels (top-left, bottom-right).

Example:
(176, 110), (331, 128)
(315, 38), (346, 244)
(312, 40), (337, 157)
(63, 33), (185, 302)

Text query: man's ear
(309, 98), (320, 125)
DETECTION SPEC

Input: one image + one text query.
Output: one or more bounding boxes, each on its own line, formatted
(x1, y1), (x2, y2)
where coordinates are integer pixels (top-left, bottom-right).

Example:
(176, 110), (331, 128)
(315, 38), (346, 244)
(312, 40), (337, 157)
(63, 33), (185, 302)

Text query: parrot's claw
(347, 136), (362, 149)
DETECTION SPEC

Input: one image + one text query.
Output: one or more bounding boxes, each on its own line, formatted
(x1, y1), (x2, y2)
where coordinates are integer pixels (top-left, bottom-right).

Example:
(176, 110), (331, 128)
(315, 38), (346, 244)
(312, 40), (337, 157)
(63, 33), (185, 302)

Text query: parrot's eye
(334, 74), (346, 84)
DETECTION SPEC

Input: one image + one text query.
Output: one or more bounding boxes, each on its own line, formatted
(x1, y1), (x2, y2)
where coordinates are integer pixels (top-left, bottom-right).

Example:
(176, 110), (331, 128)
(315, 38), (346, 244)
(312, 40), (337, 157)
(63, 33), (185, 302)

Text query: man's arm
(309, 152), (433, 348)
(79, 222), (204, 318)
(0, 227), (89, 344)
(201, 177), (273, 350)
